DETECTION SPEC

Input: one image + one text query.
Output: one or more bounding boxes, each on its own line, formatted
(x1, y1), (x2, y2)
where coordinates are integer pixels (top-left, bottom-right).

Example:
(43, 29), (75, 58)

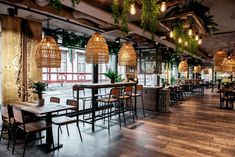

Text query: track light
(195, 34), (199, 41)
(188, 28), (192, 36)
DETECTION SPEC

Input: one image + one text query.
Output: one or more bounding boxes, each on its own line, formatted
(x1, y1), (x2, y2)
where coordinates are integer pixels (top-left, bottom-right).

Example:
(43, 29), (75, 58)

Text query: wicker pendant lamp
(178, 60), (188, 73)
(193, 65), (201, 73)
(221, 56), (235, 72)
(203, 67), (209, 74)
(118, 42), (137, 66)
(85, 32), (109, 64)
(213, 49), (227, 72)
(35, 36), (61, 68)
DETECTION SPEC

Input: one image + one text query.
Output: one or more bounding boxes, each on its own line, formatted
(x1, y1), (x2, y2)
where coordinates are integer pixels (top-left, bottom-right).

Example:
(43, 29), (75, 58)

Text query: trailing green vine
(112, 0), (120, 25)
(140, 0), (161, 39)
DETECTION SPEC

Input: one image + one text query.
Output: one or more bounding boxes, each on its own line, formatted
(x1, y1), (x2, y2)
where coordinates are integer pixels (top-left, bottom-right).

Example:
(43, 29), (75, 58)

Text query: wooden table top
(11, 102), (76, 115)
(74, 82), (137, 89)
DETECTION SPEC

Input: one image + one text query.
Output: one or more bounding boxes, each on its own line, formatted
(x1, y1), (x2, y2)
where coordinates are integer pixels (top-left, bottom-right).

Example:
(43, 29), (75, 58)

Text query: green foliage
(140, 0), (161, 40)
(51, 0), (80, 10)
(112, 0), (120, 25)
(104, 69), (124, 82)
(31, 81), (48, 99)
(172, 23), (198, 54)
(112, 0), (131, 34)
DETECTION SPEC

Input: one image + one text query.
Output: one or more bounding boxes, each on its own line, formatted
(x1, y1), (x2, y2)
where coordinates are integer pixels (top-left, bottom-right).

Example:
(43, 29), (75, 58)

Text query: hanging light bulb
(198, 38), (202, 45)
(130, 4), (136, 15)
(178, 37), (182, 44)
(195, 34), (199, 41)
(188, 28), (192, 36)
(170, 31), (173, 38)
(160, 1), (166, 12)
(184, 41), (188, 46)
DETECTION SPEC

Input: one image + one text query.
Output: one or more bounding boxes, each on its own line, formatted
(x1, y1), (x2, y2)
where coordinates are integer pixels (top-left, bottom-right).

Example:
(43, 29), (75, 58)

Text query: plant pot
(34, 0), (50, 6)
(111, 79), (115, 83)
(37, 99), (45, 107)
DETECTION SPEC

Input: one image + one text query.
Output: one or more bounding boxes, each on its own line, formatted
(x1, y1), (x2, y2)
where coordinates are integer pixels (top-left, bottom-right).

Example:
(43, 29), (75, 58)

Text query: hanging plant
(112, 0), (120, 25)
(51, 0), (80, 10)
(172, 23), (198, 54)
(140, 0), (161, 39)
(112, 0), (131, 34)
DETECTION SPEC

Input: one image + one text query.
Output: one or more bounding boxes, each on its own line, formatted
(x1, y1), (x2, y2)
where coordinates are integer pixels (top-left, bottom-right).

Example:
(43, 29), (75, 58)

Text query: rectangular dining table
(13, 102), (76, 152)
(73, 82), (138, 132)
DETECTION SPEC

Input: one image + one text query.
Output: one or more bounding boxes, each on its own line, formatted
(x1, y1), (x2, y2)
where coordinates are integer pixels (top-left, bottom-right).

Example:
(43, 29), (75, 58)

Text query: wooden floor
(1, 89), (235, 157)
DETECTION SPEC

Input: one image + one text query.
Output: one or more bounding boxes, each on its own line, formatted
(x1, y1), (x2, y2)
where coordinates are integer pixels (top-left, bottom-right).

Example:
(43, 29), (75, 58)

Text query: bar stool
(119, 86), (135, 126)
(131, 85), (145, 117)
(96, 88), (121, 133)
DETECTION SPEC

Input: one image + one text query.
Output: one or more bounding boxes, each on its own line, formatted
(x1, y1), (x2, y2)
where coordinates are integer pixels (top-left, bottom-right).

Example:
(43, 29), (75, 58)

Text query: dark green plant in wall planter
(51, 0), (80, 10)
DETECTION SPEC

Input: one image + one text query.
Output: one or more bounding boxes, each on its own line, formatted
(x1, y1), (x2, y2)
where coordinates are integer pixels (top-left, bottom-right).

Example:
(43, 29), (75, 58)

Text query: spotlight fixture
(130, 4), (136, 15)
(160, 1), (166, 12)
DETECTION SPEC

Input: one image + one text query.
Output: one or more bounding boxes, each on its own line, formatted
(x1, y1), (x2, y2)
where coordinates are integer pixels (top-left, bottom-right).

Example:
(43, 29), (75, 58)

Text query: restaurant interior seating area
(0, 0), (235, 157)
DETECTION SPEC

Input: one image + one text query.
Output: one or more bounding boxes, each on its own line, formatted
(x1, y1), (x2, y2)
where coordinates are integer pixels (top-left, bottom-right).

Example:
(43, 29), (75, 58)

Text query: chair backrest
(50, 97), (60, 104)
(72, 85), (86, 99)
(1, 105), (9, 119)
(110, 88), (120, 97)
(125, 86), (132, 95)
(66, 99), (79, 110)
(12, 106), (24, 124)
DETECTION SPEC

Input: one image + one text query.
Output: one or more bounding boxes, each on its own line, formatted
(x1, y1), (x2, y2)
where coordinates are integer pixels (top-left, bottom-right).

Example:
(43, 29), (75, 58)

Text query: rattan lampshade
(178, 60), (188, 73)
(85, 32), (109, 64)
(221, 56), (235, 72)
(118, 42), (137, 66)
(35, 36), (61, 68)
(193, 65), (201, 73)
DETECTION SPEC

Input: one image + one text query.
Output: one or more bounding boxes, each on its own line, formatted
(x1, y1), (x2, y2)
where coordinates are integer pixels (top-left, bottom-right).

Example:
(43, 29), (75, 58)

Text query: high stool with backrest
(96, 88), (121, 133)
(119, 86), (135, 126)
(52, 99), (82, 146)
(12, 106), (52, 157)
(131, 85), (145, 117)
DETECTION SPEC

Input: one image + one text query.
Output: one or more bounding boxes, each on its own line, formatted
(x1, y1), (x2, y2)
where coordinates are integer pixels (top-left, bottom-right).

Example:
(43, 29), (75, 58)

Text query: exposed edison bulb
(95, 37), (99, 42)
(195, 35), (199, 41)
(188, 28), (192, 36)
(47, 42), (50, 47)
(198, 39), (202, 45)
(130, 4), (136, 15)
(178, 37), (182, 44)
(170, 31), (173, 38)
(160, 1), (166, 12)
(184, 41), (188, 46)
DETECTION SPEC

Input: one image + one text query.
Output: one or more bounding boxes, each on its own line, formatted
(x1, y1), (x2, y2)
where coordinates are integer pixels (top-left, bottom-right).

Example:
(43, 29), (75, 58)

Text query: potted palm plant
(32, 81), (48, 106)
(104, 69), (124, 83)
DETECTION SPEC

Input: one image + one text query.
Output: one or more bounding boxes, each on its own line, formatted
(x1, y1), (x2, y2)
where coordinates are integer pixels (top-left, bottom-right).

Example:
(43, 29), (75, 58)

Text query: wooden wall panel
(1, 16), (42, 104)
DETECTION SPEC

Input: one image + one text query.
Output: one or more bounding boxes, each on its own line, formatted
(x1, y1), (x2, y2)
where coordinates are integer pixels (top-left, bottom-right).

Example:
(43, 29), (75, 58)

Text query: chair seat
(52, 116), (77, 125)
(131, 93), (141, 97)
(119, 95), (131, 99)
(18, 121), (51, 133)
(96, 98), (119, 103)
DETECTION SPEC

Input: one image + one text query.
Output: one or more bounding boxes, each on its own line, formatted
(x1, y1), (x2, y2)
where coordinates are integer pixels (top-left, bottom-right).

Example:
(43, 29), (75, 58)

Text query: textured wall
(1, 16), (42, 104)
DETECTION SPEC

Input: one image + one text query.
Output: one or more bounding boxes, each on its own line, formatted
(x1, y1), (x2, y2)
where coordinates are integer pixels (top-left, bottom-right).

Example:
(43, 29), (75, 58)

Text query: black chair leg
(22, 134), (29, 157)
(77, 126), (83, 141)
(59, 127), (63, 134)
(58, 126), (61, 146)
(12, 128), (19, 154)
(7, 125), (11, 150)
(39, 132), (42, 145)
(66, 125), (70, 136)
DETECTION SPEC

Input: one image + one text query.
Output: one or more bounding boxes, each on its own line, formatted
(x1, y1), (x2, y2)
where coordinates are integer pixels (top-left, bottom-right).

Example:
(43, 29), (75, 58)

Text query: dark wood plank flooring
(1, 89), (235, 157)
